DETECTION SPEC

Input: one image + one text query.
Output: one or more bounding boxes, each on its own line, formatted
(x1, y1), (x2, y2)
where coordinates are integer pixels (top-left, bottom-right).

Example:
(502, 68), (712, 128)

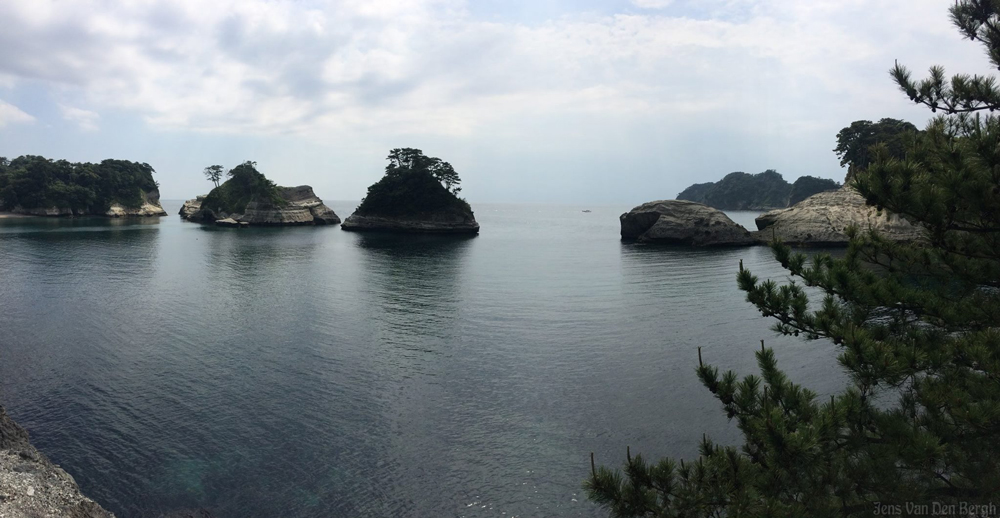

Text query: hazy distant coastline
(676, 170), (840, 211)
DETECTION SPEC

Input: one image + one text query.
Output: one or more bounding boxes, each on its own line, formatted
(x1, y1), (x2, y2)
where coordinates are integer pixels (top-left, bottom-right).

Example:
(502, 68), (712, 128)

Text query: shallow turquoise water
(0, 202), (843, 517)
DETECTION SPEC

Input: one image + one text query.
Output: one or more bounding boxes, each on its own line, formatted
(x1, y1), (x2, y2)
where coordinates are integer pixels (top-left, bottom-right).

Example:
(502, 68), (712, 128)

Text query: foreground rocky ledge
(620, 200), (756, 246)
(340, 212), (480, 234)
(180, 186), (340, 227)
(753, 186), (924, 246)
(0, 406), (113, 517)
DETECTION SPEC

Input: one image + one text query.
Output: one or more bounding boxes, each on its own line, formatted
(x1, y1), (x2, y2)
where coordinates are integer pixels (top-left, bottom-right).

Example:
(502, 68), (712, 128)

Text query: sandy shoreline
(0, 212), (34, 219)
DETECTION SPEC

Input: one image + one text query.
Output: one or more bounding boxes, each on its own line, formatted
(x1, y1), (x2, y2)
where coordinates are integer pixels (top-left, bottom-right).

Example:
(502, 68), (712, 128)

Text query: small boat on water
(582, 209), (592, 213)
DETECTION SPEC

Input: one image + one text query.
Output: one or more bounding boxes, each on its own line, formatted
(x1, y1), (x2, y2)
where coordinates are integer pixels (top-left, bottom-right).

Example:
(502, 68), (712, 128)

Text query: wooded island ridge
(0, 155), (166, 217)
(676, 170), (839, 211)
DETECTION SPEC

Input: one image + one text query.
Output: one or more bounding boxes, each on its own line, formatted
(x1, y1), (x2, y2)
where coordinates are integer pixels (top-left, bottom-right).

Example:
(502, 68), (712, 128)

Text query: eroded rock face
(179, 196), (205, 219)
(340, 208), (479, 234)
(106, 188), (168, 217)
(4, 189), (167, 218)
(182, 186), (340, 226)
(0, 406), (114, 517)
(753, 186), (925, 246)
(105, 201), (167, 217)
(620, 200), (756, 246)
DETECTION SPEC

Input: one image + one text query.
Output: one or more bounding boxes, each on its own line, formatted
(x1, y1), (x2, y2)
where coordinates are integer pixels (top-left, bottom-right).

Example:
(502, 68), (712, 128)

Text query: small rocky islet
(620, 199), (756, 246)
(179, 151), (479, 233)
(180, 186), (341, 227)
(179, 161), (339, 227)
(340, 148), (479, 234)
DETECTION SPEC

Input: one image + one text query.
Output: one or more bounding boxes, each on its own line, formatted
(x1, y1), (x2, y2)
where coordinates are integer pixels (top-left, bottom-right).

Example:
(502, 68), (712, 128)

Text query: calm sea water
(0, 202), (843, 517)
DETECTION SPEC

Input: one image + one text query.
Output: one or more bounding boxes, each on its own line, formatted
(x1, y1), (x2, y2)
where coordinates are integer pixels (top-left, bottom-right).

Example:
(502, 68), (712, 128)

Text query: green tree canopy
(833, 118), (919, 182)
(787, 175), (840, 206)
(354, 148), (470, 218)
(677, 170), (838, 209)
(198, 161), (284, 218)
(385, 148), (462, 195)
(203, 164), (224, 188)
(587, 2), (1000, 516)
(0, 155), (157, 211)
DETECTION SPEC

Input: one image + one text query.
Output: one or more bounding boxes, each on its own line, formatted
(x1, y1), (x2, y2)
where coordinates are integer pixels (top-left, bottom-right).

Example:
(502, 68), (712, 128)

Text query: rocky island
(0, 155), (167, 217)
(341, 148), (479, 234)
(180, 161), (339, 227)
(624, 186), (925, 247)
(620, 200), (756, 246)
(752, 186), (924, 245)
(677, 170), (840, 211)
(0, 406), (113, 517)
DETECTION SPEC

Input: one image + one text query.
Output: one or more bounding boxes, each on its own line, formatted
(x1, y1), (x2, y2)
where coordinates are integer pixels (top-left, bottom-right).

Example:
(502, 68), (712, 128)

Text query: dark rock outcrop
(341, 208), (479, 234)
(0, 406), (114, 517)
(753, 186), (925, 245)
(182, 186), (339, 226)
(620, 200), (756, 246)
(0, 407), (29, 451)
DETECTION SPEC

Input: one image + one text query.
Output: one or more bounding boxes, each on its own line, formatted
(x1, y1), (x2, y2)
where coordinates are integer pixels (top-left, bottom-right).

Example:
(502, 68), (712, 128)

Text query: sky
(0, 0), (990, 204)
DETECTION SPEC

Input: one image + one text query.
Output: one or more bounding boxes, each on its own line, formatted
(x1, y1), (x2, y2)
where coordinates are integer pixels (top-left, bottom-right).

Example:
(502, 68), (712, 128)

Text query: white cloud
(0, 99), (34, 128)
(632, 0), (674, 8)
(0, 0), (976, 141)
(59, 105), (100, 131)
(0, 0), (990, 203)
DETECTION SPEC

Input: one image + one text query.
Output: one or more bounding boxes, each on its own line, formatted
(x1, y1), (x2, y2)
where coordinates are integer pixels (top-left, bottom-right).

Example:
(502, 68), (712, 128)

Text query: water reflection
(0, 217), (161, 328)
(353, 233), (474, 350)
(0, 215), (162, 234)
(201, 229), (323, 287)
(346, 233), (478, 516)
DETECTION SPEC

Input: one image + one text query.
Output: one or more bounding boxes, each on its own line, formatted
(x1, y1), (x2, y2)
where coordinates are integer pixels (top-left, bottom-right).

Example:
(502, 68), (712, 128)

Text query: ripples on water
(0, 204), (845, 517)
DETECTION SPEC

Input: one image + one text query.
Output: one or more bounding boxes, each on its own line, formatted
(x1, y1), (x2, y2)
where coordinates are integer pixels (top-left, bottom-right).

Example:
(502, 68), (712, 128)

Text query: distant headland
(676, 170), (840, 211)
